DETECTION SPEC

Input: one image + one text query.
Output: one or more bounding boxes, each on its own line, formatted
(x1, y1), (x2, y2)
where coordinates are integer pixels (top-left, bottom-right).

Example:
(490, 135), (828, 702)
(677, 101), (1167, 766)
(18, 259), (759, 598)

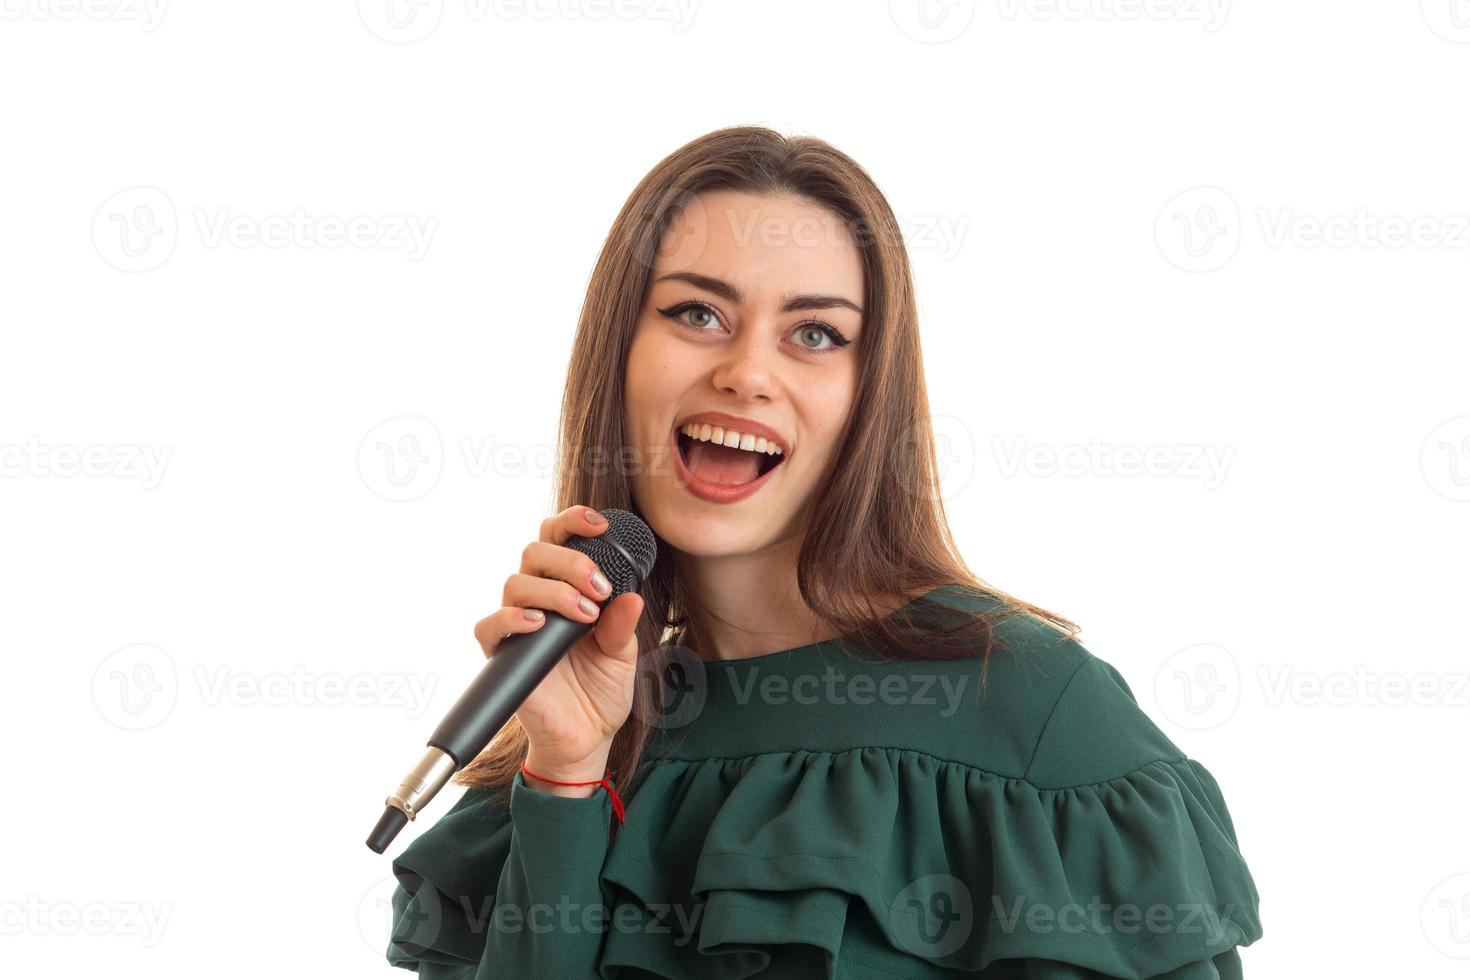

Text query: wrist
(521, 747), (612, 799)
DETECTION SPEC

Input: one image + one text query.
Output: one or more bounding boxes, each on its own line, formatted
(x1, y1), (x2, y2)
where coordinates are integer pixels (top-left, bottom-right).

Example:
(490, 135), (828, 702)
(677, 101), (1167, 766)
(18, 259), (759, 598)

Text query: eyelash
(656, 300), (852, 353)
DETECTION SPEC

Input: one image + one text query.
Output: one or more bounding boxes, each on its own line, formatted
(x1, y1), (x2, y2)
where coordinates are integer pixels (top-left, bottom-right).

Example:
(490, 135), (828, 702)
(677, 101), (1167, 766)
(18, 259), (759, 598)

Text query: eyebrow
(653, 271), (863, 316)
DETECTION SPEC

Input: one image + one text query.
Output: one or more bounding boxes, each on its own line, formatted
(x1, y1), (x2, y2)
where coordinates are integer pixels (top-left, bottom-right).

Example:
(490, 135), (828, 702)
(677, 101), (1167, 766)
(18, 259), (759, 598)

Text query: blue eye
(656, 301), (852, 354)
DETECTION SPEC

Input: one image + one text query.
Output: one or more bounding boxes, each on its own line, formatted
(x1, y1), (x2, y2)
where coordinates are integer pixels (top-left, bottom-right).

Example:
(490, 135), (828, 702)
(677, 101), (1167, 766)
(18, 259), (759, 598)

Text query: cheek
(796, 364), (858, 459)
(625, 326), (660, 403)
(625, 324), (689, 431)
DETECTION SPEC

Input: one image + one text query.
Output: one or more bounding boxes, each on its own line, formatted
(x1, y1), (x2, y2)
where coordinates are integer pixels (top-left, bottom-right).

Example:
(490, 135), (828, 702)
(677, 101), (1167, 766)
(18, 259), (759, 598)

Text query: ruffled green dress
(386, 585), (1263, 979)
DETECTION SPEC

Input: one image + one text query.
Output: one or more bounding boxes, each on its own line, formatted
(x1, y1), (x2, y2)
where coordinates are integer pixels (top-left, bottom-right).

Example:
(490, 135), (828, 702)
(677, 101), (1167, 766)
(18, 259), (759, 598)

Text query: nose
(709, 322), (777, 402)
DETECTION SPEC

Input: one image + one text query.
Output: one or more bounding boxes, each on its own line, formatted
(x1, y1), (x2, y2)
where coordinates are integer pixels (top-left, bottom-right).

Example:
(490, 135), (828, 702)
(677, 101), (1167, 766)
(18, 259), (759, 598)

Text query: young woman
(385, 127), (1263, 979)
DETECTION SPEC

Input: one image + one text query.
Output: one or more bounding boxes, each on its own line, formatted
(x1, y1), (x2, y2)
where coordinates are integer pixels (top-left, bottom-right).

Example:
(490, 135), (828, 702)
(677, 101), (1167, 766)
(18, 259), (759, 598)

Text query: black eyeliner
(658, 300), (851, 352)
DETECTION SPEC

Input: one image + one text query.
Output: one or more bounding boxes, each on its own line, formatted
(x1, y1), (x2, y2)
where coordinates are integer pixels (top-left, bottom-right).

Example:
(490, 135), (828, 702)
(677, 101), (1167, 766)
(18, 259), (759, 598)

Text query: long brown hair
(454, 125), (1078, 801)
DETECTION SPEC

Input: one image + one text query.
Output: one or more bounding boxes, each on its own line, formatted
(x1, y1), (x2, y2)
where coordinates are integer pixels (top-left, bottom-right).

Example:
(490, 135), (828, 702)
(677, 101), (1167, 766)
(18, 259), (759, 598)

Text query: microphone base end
(366, 805), (410, 853)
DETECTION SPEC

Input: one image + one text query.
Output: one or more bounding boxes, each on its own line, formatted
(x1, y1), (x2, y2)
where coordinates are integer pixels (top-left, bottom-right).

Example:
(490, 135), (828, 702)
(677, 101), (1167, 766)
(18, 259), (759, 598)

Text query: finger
(473, 605), (548, 657)
(501, 571), (603, 624)
(539, 505), (608, 545)
(585, 591), (645, 665)
(519, 540), (613, 603)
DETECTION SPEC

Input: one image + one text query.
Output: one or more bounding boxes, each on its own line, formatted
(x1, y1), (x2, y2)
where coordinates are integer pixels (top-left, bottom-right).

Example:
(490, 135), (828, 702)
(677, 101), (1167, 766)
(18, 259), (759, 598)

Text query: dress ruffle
(595, 748), (1260, 979)
(388, 784), (515, 978)
(388, 746), (1261, 978)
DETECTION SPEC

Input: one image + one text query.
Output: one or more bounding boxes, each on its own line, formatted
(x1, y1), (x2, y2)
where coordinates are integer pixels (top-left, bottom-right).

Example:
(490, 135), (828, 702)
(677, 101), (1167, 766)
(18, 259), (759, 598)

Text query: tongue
(685, 439), (763, 486)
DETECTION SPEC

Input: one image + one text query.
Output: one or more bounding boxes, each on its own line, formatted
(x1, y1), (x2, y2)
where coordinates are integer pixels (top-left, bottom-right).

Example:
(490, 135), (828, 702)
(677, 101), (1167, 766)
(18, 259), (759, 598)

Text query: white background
(2, 1), (1468, 977)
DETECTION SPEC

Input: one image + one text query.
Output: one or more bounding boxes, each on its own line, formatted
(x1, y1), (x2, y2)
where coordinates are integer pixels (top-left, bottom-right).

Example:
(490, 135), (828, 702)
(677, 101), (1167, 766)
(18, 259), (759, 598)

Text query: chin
(657, 495), (802, 555)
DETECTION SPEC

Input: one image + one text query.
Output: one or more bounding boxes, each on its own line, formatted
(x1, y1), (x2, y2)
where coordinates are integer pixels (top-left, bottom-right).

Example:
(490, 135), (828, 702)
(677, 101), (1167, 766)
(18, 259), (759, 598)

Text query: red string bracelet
(519, 760), (626, 826)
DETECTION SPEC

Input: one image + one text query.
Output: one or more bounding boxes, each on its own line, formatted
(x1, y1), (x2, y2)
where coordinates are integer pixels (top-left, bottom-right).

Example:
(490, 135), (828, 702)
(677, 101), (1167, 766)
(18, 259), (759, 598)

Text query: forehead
(652, 189), (864, 304)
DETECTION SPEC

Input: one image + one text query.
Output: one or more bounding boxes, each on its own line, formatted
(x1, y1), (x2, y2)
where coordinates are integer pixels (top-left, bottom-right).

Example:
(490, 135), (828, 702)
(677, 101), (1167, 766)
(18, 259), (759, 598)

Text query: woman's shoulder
(984, 614), (1189, 788)
(887, 583), (1187, 786)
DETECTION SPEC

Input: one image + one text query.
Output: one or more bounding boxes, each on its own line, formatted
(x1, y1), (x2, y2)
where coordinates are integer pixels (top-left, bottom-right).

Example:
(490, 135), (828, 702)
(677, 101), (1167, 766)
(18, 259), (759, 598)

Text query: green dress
(385, 585), (1263, 979)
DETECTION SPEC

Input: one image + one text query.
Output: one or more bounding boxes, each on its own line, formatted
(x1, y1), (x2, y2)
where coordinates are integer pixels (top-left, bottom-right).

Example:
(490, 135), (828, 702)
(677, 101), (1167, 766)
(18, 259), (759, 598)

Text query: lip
(670, 427), (784, 504)
(673, 411), (791, 457)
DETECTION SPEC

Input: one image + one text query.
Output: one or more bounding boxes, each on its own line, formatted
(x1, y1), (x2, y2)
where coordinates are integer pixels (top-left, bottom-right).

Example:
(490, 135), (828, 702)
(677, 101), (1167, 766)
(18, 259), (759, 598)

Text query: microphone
(365, 508), (657, 853)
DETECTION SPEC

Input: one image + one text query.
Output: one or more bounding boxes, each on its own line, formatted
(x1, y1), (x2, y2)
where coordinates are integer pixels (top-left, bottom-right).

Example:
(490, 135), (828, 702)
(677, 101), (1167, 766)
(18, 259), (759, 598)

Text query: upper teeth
(679, 422), (784, 456)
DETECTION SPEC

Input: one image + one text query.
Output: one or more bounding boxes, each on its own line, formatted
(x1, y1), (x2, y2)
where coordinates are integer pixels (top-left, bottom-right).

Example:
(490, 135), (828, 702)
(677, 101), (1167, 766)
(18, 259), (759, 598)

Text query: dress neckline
(637, 583), (1010, 764)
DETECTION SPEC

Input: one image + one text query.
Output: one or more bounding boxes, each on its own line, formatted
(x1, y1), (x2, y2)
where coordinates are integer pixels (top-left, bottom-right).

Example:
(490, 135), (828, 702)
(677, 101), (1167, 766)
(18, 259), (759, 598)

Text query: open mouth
(675, 429), (787, 486)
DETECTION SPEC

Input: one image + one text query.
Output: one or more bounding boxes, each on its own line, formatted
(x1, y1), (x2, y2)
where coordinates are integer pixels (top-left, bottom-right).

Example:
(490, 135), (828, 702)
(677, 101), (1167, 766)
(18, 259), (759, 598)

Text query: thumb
(588, 591), (645, 664)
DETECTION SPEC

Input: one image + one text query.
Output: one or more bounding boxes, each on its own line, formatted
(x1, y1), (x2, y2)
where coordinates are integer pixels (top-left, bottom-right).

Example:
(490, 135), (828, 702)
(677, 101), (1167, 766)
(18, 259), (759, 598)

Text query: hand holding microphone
(366, 505), (657, 852)
(475, 506), (645, 795)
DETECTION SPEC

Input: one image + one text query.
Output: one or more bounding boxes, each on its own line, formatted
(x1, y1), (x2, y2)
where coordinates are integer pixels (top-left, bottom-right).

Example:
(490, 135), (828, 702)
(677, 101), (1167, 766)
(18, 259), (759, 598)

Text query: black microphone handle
(365, 608), (596, 853)
(429, 609), (595, 766)
(369, 505), (656, 853)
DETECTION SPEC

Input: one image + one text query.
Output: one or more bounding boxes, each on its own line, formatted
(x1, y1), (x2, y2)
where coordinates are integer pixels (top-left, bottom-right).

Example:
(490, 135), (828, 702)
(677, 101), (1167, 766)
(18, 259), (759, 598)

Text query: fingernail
(578, 596), (599, 616)
(585, 508), (605, 524)
(523, 609), (544, 621)
(590, 570), (611, 595)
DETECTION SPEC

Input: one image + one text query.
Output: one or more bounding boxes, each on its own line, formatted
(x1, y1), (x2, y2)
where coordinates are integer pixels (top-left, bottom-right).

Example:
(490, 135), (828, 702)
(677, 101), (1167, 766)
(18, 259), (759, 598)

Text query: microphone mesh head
(565, 508), (657, 599)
